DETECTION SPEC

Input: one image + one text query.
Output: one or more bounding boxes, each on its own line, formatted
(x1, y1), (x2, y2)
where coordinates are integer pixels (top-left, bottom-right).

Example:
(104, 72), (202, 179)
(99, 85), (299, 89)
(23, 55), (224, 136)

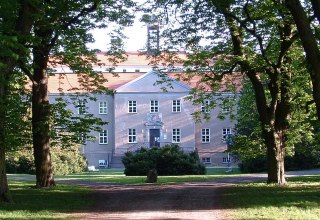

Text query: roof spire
(142, 14), (160, 55)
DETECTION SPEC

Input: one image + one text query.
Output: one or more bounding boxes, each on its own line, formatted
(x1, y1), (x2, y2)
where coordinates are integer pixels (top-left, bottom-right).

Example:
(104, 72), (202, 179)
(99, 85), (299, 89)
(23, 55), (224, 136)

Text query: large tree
(149, 0), (310, 184)
(285, 0), (320, 120)
(0, 0), (35, 202)
(18, 0), (134, 187)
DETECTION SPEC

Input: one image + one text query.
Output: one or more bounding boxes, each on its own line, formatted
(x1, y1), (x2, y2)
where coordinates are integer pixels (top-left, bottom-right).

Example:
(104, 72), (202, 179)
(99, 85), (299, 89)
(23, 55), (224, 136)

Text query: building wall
(114, 92), (196, 155)
(49, 93), (115, 168)
(195, 93), (237, 167)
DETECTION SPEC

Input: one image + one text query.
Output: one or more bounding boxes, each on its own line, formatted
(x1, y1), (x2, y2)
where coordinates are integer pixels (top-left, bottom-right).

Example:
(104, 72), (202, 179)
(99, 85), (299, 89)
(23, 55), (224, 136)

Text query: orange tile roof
(48, 73), (144, 93)
(48, 52), (242, 94)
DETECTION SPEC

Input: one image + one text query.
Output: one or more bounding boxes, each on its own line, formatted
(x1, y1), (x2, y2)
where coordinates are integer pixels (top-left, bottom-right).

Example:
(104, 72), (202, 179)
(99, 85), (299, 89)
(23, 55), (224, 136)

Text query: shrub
(239, 152), (320, 173)
(122, 144), (206, 176)
(6, 144), (87, 175)
(238, 155), (267, 173)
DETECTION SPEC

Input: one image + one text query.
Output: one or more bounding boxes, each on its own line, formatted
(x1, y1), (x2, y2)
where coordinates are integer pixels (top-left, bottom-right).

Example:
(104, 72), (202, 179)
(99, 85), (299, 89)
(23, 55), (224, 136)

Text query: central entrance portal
(149, 129), (160, 147)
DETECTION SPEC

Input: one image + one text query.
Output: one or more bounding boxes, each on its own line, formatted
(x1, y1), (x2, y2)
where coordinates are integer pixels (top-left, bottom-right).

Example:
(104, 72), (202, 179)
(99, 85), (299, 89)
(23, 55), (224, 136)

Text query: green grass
(0, 180), (90, 219)
(221, 175), (320, 220)
(54, 167), (241, 184)
(4, 170), (320, 219)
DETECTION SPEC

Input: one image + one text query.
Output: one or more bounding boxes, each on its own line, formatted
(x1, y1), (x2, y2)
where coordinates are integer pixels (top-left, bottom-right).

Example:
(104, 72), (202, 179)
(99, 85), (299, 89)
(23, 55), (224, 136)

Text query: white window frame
(79, 133), (87, 144)
(99, 101), (108, 114)
(128, 100), (137, 113)
(222, 128), (232, 142)
(201, 100), (210, 113)
(77, 99), (87, 115)
(99, 130), (108, 144)
(99, 160), (107, 167)
(222, 157), (231, 163)
(172, 100), (181, 112)
(128, 129), (137, 143)
(222, 106), (230, 113)
(150, 100), (159, 113)
(202, 157), (211, 164)
(172, 128), (181, 143)
(201, 128), (210, 143)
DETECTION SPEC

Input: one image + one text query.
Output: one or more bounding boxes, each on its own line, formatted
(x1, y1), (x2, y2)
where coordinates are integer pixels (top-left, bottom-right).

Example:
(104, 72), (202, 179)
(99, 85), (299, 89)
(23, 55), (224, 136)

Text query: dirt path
(62, 175), (268, 220)
(69, 182), (230, 220)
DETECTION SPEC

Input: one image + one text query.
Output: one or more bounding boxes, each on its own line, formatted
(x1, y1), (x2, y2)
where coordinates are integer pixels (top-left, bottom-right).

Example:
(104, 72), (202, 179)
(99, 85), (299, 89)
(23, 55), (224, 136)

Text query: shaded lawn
(55, 168), (240, 184)
(220, 175), (320, 220)
(55, 167), (241, 184)
(0, 180), (90, 220)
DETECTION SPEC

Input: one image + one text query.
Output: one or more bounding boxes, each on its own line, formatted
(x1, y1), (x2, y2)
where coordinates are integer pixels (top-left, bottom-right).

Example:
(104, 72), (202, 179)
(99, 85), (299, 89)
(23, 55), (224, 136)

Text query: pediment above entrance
(116, 70), (191, 93)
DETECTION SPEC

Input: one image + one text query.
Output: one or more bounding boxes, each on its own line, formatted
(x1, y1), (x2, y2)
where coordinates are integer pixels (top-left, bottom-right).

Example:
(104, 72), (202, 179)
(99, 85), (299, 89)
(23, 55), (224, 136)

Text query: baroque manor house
(48, 52), (237, 168)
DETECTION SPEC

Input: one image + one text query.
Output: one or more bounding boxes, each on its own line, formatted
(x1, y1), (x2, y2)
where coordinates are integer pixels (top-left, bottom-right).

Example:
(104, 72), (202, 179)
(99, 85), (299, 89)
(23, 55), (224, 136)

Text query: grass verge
(54, 167), (241, 184)
(221, 175), (320, 220)
(0, 180), (90, 220)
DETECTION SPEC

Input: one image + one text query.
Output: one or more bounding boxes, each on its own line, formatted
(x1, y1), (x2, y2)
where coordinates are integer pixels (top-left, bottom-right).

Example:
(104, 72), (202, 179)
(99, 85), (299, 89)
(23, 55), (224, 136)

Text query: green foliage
(122, 144), (206, 176)
(4, 73), (32, 151)
(51, 145), (88, 176)
(6, 144), (87, 175)
(50, 95), (106, 147)
(233, 78), (320, 173)
(238, 156), (267, 173)
(5, 147), (35, 174)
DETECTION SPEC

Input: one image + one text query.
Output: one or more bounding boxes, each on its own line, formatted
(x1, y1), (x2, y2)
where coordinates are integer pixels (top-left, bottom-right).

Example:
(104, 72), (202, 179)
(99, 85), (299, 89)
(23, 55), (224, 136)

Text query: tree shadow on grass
(0, 181), (90, 217)
(218, 175), (320, 210)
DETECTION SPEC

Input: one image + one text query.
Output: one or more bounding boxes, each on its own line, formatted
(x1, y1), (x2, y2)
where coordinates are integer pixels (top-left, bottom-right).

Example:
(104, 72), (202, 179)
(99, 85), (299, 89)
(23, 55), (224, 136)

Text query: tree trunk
(0, 81), (11, 201)
(32, 39), (55, 187)
(32, 79), (55, 187)
(0, 144), (11, 203)
(285, 0), (320, 120)
(265, 130), (286, 184)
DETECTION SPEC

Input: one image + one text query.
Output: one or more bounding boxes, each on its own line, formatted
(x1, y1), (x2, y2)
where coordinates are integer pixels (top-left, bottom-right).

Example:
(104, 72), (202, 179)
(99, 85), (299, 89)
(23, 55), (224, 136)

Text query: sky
(89, 21), (147, 52)
(88, 1), (148, 52)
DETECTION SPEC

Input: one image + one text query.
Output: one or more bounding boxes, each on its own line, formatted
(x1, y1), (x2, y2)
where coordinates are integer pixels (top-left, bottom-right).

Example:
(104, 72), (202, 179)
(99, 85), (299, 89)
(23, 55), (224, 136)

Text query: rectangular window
(172, 100), (181, 112)
(128, 129), (137, 143)
(172, 128), (181, 143)
(99, 160), (107, 167)
(223, 157), (231, 163)
(150, 100), (159, 113)
(77, 99), (87, 115)
(202, 157), (211, 164)
(79, 133), (87, 144)
(128, 100), (137, 113)
(99, 101), (108, 114)
(201, 128), (210, 143)
(201, 100), (210, 113)
(222, 106), (230, 113)
(99, 130), (108, 144)
(222, 128), (232, 142)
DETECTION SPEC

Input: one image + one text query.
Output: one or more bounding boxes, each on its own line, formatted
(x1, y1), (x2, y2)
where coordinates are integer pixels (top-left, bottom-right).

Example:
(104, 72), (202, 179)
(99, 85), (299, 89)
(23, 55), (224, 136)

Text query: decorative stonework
(145, 113), (163, 126)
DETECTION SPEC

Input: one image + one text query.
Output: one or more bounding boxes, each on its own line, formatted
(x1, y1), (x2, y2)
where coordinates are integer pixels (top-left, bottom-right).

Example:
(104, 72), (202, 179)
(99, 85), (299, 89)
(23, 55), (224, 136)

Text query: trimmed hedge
(122, 144), (206, 176)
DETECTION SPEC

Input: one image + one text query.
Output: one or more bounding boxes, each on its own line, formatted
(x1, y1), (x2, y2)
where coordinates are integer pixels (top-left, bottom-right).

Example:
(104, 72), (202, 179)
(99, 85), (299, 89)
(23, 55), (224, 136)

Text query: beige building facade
(48, 53), (238, 168)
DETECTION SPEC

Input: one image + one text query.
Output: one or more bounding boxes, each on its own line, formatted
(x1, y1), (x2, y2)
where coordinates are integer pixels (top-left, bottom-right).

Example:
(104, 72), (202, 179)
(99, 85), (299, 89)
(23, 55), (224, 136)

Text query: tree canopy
(146, 0), (319, 184)
(0, 0), (135, 201)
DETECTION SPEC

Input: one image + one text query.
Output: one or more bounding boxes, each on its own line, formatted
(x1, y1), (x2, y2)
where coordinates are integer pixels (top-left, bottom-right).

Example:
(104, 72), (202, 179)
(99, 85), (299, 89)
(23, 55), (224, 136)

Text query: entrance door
(149, 129), (160, 147)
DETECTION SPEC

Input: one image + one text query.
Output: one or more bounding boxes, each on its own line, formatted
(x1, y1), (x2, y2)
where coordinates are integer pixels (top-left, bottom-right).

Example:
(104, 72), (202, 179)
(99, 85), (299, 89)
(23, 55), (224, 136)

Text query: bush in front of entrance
(122, 144), (206, 176)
